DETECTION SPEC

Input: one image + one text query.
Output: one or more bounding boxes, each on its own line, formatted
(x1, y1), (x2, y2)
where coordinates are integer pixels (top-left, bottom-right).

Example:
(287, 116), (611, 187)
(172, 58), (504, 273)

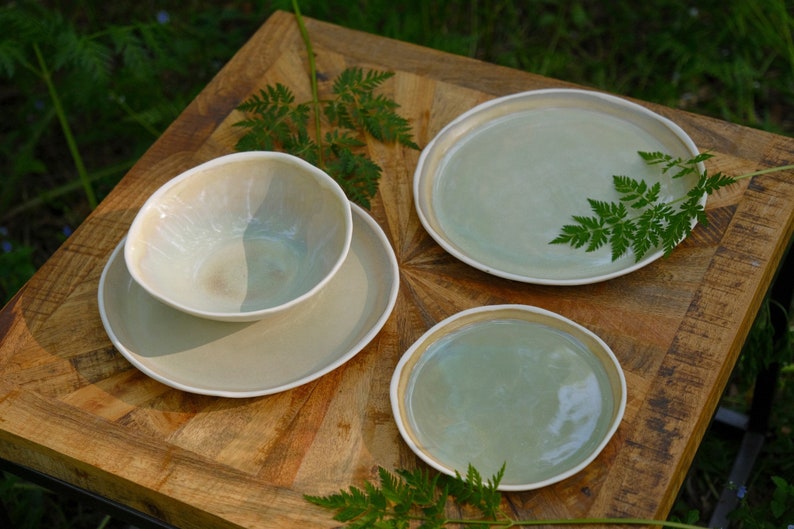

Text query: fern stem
(110, 91), (162, 138)
(291, 0), (324, 167)
(659, 161), (794, 209)
(33, 43), (98, 210)
(1, 160), (133, 222)
(735, 164), (794, 180)
(96, 515), (112, 529)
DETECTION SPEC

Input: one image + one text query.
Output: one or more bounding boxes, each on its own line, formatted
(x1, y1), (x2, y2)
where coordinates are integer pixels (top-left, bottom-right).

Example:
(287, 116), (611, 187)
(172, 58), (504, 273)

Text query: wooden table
(1, 11), (792, 528)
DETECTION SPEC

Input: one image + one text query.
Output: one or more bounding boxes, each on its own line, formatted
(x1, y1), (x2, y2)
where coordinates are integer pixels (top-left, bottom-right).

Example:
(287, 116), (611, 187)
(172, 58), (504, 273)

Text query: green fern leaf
(553, 150), (743, 262)
(587, 198), (628, 225)
(630, 202), (672, 259)
(0, 39), (22, 78)
(550, 214), (608, 251)
(638, 150), (669, 165)
(395, 467), (443, 508)
(608, 219), (635, 260)
(135, 21), (171, 63)
(333, 67), (395, 95)
(699, 169), (736, 194)
(0, 6), (43, 76)
(324, 147), (382, 209)
(442, 464), (504, 519)
(661, 210), (695, 256)
(614, 175), (661, 208)
(54, 28), (112, 85)
(235, 65), (417, 209)
(324, 129), (365, 151)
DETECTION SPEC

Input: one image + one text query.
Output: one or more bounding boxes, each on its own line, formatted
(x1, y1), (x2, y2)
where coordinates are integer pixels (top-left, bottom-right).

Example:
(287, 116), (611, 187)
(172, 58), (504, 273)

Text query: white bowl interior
(391, 305), (626, 491)
(125, 152), (352, 321)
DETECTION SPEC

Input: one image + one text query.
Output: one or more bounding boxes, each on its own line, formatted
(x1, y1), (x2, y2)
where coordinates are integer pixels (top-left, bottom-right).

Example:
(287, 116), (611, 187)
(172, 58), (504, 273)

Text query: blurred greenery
(0, 1), (792, 527)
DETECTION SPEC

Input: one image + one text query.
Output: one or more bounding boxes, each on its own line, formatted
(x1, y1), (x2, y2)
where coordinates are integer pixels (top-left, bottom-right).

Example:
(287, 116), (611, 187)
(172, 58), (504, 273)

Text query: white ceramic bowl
(125, 151), (353, 322)
(391, 305), (626, 491)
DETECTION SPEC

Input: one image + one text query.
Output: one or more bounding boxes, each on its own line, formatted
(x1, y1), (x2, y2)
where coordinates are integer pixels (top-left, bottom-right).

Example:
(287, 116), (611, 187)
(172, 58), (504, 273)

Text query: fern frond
(443, 464), (504, 519)
(699, 170), (736, 194)
(0, 39), (22, 77)
(324, 147), (382, 208)
(236, 84), (296, 113)
(135, 21), (171, 61)
(553, 150), (740, 262)
(235, 65), (417, 209)
(359, 96), (419, 148)
(614, 175), (661, 209)
(333, 67), (395, 96)
(108, 26), (149, 73)
(53, 28), (112, 85)
(0, 6), (43, 76)
(325, 129), (366, 149)
(550, 215), (607, 251)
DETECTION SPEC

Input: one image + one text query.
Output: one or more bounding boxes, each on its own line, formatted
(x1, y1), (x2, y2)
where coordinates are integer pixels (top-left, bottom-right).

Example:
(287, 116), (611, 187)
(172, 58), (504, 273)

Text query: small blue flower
(1, 240), (12, 253)
(156, 10), (170, 24)
(736, 485), (747, 499)
(62, 225), (73, 238)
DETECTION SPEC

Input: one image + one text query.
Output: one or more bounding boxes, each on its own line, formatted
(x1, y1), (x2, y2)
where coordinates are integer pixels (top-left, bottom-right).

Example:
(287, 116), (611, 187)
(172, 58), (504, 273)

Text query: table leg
(709, 241), (793, 528)
(0, 459), (177, 529)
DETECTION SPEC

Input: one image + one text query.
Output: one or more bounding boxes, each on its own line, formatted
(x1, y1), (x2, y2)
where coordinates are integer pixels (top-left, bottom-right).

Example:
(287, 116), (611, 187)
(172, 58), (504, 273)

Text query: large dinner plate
(98, 203), (399, 397)
(391, 305), (626, 491)
(414, 88), (704, 284)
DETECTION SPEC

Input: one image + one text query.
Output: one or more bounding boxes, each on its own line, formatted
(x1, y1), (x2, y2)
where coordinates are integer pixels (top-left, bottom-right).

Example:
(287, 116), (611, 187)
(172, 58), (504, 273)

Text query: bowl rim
(124, 151), (353, 322)
(390, 303), (627, 491)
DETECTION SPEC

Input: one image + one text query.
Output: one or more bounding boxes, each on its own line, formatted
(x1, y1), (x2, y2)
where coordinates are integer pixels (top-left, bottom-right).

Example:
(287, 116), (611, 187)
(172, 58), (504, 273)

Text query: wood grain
(0, 10), (792, 528)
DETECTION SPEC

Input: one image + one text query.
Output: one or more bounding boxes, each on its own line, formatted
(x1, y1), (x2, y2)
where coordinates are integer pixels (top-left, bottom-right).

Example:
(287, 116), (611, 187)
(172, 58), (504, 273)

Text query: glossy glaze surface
(392, 305), (626, 490)
(125, 152), (352, 321)
(414, 89), (703, 284)
(102, 204), (397, 397)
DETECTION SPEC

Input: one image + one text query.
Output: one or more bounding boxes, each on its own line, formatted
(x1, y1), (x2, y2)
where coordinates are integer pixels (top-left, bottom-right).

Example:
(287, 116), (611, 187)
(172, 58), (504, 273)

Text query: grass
(1, 1), (792, 527)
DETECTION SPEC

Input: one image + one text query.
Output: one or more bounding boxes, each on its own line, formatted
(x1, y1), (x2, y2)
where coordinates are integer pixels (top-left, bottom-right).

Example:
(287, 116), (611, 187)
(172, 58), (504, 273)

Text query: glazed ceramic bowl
(391, 304), (626, 491)
(125, 151), (353, 322)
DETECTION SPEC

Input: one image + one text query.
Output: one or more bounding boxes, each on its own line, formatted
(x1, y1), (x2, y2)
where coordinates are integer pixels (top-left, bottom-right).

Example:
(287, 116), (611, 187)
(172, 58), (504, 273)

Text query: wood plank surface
(1, 10), (793, 528)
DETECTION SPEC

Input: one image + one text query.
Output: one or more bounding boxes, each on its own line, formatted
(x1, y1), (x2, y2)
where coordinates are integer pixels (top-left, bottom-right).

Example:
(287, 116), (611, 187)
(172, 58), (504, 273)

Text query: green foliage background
(0, 1), (792, 528)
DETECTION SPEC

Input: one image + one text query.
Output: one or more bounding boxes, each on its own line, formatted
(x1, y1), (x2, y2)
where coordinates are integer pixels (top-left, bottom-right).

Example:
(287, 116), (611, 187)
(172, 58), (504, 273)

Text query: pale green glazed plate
(390, 305), (626, 491)
(413, 88), (704, 285)
(99, 203), (398, 397)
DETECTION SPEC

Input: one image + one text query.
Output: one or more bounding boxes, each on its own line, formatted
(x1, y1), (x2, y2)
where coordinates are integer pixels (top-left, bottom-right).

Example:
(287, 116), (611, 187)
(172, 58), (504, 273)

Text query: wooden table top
(1, 11), (792, 528)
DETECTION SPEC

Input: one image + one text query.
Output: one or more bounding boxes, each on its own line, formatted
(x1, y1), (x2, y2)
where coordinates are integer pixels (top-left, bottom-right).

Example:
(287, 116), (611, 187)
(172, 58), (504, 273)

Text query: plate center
(433, 107), (669, 277)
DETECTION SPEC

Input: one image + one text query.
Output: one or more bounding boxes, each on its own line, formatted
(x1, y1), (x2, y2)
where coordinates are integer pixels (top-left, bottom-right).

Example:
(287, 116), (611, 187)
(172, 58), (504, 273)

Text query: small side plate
(391, 305), (626, 491)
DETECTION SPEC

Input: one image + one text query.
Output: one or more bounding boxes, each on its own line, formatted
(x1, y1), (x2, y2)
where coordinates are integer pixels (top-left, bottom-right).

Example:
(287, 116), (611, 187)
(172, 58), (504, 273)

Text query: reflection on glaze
(405, 319), (614, 485)
(128, 155), (349, 317)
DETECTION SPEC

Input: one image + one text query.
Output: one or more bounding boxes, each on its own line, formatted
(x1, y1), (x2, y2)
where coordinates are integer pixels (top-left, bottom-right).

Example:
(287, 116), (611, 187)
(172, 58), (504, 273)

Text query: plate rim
(390, 304), (627, 491)
(98, 202), (399, 398)
(413, 87), (705, 285)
